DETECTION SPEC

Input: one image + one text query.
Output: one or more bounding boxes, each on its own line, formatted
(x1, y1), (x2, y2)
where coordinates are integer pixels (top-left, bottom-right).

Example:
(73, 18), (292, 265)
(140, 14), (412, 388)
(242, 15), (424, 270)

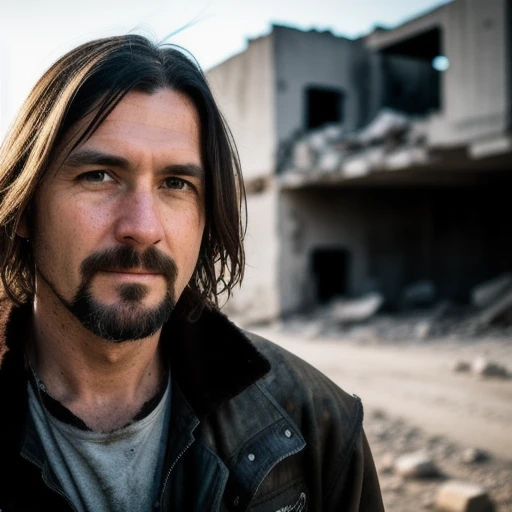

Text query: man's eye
(163, 177), (189, 190)
(79, 171), (113, 183)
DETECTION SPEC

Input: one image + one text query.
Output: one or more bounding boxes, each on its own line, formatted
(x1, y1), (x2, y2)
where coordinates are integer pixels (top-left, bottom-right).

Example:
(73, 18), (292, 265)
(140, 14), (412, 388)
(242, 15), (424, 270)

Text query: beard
(69, 283), (175, 342)
(38, 246), (179, 342)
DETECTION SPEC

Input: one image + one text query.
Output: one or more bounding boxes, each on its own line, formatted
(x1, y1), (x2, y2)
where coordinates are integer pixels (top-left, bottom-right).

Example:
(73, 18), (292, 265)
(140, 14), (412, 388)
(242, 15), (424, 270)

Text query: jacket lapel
(164, 303), (271, 418)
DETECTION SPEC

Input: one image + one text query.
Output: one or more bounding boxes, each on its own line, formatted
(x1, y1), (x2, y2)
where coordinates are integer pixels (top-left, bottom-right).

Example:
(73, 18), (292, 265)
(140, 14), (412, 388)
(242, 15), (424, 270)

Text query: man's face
(29, 88), (205, 341)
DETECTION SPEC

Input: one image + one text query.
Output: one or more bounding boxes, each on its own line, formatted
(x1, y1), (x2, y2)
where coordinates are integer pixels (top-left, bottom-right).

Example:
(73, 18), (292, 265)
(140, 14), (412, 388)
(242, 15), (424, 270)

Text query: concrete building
(207, 0), (512, 323)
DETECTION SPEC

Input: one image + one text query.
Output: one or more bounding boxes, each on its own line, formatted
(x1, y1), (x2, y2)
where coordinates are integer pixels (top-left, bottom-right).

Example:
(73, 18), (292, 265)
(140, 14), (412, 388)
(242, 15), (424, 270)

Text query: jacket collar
(0, 298), (271, 422)
(0, 299), (31, 458)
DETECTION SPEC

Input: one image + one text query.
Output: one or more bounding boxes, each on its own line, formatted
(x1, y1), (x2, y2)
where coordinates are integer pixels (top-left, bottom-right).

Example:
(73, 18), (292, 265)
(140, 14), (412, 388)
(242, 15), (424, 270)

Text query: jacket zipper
(156, 428), (305, 509)
(157, 436), (196, 508)
(20, 451), (79, 512)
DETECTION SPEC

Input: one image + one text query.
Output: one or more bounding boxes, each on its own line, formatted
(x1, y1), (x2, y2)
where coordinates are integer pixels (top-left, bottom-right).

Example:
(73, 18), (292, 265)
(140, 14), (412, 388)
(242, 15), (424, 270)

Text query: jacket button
(247, 453), (255, 462)
(233, 496), (240, 506)
(284, 429), (292, 438)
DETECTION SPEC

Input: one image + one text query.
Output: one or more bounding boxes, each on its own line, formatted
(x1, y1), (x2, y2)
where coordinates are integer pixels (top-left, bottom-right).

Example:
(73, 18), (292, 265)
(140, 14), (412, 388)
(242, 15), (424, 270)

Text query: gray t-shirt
(27, 374), (171, 512)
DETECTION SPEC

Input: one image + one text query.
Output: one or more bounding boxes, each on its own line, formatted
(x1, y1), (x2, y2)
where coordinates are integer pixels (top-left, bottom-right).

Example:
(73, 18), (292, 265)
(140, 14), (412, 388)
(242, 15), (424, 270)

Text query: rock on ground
(394, 452), (441, 479)
(435, 480), (493, 512)
(365, 409), (512, 512)
(471, 357), (510, 378)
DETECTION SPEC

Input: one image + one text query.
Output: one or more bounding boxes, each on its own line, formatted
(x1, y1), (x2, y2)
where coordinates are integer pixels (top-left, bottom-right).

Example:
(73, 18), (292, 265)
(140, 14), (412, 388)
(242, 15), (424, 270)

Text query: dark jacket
(0, 300), (384, 512)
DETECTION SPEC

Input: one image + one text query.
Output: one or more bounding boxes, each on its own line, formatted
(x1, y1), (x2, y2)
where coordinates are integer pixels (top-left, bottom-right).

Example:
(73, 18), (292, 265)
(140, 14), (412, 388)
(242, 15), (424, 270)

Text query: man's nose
(114, 188), (165, 246)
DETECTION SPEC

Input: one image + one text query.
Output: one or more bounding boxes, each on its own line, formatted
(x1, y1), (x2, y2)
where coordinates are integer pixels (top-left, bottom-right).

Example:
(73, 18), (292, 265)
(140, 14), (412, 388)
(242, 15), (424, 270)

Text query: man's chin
(69, 294), (175, 342)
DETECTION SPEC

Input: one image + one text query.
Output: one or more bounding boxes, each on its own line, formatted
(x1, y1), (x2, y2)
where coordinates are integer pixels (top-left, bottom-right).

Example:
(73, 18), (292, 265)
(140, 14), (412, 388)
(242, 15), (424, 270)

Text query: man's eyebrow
(63, 150), (204, 180)
(159, 163), (205, 181)
(64, 149), (130, 169)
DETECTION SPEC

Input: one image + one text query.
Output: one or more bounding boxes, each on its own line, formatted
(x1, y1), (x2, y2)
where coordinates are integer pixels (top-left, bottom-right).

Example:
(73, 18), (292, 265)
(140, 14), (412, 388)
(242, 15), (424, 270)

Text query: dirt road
(250, 325), (512, 460)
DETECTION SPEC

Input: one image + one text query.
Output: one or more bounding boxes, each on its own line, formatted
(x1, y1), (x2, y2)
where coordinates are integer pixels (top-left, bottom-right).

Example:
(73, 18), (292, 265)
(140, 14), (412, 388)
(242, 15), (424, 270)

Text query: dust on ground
(245, 310), (512, 512)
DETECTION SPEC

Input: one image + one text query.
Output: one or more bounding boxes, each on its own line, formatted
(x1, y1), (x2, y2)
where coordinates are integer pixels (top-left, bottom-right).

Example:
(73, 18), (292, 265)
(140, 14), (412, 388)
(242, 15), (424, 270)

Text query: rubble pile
(280, 274), (512, 344)
(278, 108), (430, 185)
(469, 274), (512, 332)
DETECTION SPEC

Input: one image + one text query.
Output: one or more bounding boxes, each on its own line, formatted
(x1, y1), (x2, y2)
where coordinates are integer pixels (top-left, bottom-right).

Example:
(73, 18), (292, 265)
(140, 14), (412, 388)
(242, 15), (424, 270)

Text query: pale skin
(19, 88), (206, 432)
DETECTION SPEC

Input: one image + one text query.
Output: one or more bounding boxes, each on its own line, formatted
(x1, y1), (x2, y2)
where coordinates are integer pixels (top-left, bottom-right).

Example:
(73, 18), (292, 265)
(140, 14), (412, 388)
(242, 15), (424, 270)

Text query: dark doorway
(311, 248), (350, 303)
(305, 87), (344, 130)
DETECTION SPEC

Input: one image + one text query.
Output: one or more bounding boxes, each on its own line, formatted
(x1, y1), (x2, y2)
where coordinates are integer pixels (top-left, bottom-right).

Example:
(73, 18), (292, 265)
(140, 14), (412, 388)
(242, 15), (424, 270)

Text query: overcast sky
(0, 0), (452, 137)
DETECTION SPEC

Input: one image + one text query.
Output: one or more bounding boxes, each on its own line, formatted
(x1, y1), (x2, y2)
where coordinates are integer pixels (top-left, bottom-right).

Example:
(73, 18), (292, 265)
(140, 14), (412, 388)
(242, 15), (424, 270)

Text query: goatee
(44, 246), (179, 342)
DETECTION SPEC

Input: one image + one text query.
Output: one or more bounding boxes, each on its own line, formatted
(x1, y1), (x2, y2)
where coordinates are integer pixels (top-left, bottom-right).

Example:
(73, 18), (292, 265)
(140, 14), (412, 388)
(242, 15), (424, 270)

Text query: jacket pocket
(248, 481), (307, 512)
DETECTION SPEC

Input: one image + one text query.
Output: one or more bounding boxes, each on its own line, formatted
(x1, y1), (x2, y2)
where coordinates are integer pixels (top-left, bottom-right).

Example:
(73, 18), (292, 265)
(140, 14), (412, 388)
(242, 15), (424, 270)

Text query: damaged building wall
(273, 26), (374, 149)
(272, 26), (379, 317)
(278, 189), (367, 314)
(430, 0), (510, 145)
(274, 0), (512, 318)
(208, 25), (384, 322)
(366, 0), (511, 146)
(207, 34), (276, 179)
(208, 34), (281, 322)
(278, 184), (512, 314)
(223, 184), (281, 323)
(208, 2), (512, 322)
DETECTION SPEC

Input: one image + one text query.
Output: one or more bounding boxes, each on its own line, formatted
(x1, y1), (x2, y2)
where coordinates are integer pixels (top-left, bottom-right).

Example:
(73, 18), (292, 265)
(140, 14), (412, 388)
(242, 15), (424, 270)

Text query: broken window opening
(305, 87), (344, 130)
(311, 247), (350, 303)
(380, 27), (443, 115)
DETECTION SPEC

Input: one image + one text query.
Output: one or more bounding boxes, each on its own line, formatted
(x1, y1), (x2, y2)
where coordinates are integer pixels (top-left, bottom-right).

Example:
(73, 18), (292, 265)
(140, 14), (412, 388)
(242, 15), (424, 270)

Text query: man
(0, 35), (384, 511)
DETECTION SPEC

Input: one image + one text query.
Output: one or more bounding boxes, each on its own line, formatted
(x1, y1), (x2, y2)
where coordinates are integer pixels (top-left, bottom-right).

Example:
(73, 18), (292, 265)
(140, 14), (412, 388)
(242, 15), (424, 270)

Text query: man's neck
(27, 296), (165, 432)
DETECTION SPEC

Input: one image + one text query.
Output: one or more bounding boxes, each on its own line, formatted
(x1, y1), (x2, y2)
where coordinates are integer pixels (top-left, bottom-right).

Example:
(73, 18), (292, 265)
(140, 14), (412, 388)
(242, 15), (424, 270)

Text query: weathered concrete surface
(250, 325), (512, 460)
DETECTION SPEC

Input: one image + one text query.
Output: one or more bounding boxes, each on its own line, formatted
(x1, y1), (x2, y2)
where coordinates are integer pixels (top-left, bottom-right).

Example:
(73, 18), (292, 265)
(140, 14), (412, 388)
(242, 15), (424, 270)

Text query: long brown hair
(0, 35), (246, 316)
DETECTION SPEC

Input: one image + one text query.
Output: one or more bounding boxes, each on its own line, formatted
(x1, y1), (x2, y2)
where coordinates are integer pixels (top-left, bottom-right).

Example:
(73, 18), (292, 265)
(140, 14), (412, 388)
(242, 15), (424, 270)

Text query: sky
(0, 0), (452, 137)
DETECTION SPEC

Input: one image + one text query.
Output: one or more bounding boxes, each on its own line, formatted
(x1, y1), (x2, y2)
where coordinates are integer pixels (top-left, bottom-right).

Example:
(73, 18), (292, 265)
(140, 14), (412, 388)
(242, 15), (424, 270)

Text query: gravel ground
(365, 407), (512, 511)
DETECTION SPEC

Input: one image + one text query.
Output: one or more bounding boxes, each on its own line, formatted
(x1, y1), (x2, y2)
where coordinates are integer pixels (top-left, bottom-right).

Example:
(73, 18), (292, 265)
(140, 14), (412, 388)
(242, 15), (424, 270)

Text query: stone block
(453, 361), (471, 373)
(472, 357), (509, 378)
(471, 274), (512, 308)
(394, 451), (439, 478)
(330, 293), (383, 323)
(435, 480), (494, 512)
(462, 448), (487, 464)
(472, 286), (512, 330)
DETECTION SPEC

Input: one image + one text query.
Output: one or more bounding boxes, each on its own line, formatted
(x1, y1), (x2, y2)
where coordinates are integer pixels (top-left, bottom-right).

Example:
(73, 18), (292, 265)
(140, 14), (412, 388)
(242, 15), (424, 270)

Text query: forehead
(103, 89), (199, 139)
(60, 88), (201, 161)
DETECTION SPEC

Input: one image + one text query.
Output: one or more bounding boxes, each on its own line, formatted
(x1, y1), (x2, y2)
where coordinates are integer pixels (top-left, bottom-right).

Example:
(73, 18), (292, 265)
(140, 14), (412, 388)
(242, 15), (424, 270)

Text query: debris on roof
(279, 108), (432, 186)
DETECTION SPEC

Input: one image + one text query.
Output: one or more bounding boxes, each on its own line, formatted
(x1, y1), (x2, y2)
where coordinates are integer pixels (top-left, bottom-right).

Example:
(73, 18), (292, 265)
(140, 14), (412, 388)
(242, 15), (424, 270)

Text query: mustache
(79, 246), (178, 285)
